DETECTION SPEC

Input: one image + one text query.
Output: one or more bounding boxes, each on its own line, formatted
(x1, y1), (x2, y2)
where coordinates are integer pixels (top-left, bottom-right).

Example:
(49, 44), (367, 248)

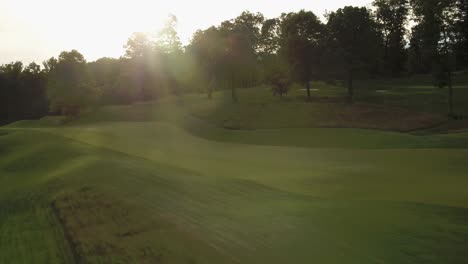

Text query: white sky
(0, 0), (371, 64)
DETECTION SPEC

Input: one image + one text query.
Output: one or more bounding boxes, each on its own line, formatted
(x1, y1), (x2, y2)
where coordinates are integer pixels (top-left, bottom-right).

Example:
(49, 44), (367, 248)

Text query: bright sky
(0, 0), (370, 64)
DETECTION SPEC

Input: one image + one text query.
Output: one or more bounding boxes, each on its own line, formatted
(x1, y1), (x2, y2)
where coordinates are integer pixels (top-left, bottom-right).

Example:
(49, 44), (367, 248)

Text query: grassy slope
(181, 75), (468, 132)
(2, 78), (468, 263)
(0, 131), (82, 263)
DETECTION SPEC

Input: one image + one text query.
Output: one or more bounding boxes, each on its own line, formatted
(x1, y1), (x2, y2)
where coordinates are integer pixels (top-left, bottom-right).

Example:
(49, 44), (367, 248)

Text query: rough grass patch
(52, 187), (228, 264)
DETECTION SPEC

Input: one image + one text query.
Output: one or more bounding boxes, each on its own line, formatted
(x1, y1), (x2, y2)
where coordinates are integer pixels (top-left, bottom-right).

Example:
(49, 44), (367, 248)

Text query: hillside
(2, 85), (468, 263)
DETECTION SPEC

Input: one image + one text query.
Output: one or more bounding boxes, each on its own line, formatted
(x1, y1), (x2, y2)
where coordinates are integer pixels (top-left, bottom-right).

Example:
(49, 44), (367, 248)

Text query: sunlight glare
(1, 0), (169, 61)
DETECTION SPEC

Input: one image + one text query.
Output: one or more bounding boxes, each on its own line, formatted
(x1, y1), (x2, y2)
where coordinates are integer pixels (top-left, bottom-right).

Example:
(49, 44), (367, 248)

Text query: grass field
(1, 76), (468, 263)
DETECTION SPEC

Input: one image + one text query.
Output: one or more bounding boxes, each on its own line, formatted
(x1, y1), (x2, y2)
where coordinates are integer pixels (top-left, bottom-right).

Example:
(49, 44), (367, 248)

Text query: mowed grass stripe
(3, 125), (468, 262)
(23, 121), (468, 208)
(2, 86), (468, 263)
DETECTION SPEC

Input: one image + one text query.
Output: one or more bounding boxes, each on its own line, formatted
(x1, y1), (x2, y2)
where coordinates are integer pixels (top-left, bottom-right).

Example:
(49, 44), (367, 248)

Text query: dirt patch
(51, 201), (83, 264)
(52, 187), (164, 263)
(314, 103), (447, 132)
(188, 98), (448, 132)
(51, 186), (226, 264)
(413, 119), (468, 134)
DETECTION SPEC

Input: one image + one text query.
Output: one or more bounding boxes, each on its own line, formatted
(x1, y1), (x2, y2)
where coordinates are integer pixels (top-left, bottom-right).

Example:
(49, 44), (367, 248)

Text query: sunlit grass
(2, 82), (468, 263)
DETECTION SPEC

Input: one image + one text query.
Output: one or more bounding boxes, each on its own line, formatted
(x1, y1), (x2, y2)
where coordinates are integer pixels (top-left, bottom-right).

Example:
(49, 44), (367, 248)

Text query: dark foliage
(0, 62), (48, 125)
(1, 3), (467, 122)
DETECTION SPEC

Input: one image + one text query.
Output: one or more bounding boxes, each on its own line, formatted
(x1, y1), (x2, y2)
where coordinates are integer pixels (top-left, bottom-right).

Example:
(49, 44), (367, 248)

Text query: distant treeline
(1, 0), (467, 123)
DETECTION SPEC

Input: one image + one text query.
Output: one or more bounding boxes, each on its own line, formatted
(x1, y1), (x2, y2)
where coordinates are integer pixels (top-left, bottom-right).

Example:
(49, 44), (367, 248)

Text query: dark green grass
(351, 72), (468, 115)
(2, 74), (468, 263)
(1, 127), (468, 263)
(20, 97), (467, 149)
(179, 72), (468, 131)
(2, 128), (468, 263)
(0, 131), (87, 263)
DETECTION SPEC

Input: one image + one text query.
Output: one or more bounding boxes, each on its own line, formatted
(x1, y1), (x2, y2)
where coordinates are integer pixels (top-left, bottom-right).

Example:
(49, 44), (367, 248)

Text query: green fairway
(2, 0), (468, 261)
(1, 87), (468, 263)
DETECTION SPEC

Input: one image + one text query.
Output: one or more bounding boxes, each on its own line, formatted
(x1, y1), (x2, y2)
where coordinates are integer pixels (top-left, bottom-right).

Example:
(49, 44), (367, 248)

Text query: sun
(1, 0), (169, 62)
(57, 0), (169, 60)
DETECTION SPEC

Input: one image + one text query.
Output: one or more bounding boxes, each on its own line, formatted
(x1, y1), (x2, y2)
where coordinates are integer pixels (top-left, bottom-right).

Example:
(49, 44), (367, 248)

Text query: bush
(271, 78), (290, 97)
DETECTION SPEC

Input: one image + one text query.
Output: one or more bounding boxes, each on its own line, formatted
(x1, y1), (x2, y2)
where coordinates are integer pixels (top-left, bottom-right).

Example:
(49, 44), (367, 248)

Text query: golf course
(1, 81), (468, 263)
(2, 1), (468, 262)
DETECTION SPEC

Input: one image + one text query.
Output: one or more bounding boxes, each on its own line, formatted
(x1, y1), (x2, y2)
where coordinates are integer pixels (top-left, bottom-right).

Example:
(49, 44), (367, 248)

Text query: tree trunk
(442, 27), (454, 117)
(306, 79), (311, 100)
(384, 36), (389, 63)
(347, 69), (353, 103)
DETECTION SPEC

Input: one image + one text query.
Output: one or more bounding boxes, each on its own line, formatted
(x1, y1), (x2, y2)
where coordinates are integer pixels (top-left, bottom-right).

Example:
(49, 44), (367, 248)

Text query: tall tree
(156, 14), (182, 54)
(88, 57), (121, 104)
(410, 0), (459, 116)
(440, 1), (460, 116)
(217, 14), (263, 103)
(188, 27), (225, 98)
(280, 10), (326, 100)
(259, 18), (281, 56)
(0, 62), (24, 123)
(454, 0), (468, 69)
(408, 23), (431, 74)
(221, 21), (243, 103)
(122, 30), (166, 101)
(373, 0), (410, 76)
(0, 61), (48, 124)
(233, 11), (265, 53)
(156, 15), (184, 95)
(232, 12), (264, 92)
(47, 50), (96, 117)
(124, 32), (153, 59)
(326, 6), (382, 103)
(20, 62), (48, 118)
(258, 17), (285, 86)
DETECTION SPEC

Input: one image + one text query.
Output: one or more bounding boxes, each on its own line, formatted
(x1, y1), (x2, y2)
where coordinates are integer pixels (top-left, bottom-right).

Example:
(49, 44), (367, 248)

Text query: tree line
(1, 0), (467, 124)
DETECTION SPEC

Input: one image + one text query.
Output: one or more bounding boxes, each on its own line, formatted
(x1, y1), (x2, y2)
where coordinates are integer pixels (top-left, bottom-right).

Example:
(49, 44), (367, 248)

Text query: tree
(265, 56), (290, 97)
(0, 61), (48, 124)
(187, 27), (225, 98)
(326, 6), (382, 103)
(0, 62), (24, 123)
(408, 23), (431, 74)
(410, 0), (460, 116)
(88, 57), (121, 104)
(47, 50), (96, 117)
(43, 57), (58, 73)
(155, 15), (184, 95)
(373, 0), (410, 76)
(229, 12), (264, 100)
(218, 16), (261, 103)
(221, 22), (242, 103)
(121, 16), (184, 100)
(156, 14), (182, 54)
(124, 32), (153, 59)
(122, 31), (167, 101)
(280, 10), (326, 100)
(259, 18), (281, 56)
(454, 0), (468, 69)
(20, 62), (48, 118)
(188, 12), (265, 102)
(233, 11), (265, 53)
(440, 2), (459, 116)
